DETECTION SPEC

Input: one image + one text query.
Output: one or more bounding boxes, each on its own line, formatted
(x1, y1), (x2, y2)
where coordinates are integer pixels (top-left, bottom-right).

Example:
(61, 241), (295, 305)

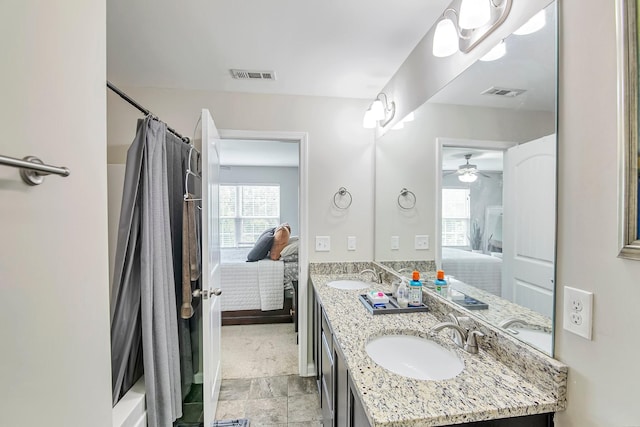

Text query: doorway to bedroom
(217, 130), (310, 378)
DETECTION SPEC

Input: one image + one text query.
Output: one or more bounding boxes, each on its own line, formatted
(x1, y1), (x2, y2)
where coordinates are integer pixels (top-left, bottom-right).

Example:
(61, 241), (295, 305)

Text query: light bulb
(362, 110), (377, 129)
(459, 0), (491, 30)
(513, 10), (546, 35)
(369, 99), (385, 120)
(479, 40), (506, 61)
(458, 172), (478, 183)
(433, 18), (458, 57)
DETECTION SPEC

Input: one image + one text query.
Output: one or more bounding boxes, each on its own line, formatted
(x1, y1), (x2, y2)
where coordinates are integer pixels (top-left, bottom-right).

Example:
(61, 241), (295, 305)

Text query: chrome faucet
(359, 268), (382, 283)
(431, 314), (485, 354)
(498, 318), (533, 334)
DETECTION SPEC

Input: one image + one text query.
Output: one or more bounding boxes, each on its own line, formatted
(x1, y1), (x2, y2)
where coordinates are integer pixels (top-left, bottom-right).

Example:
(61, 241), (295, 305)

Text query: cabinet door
(320, 326), (334, 426)
(334, 337), (348, 427)
(348, 375), (371, 427)
(313, 291), (321, 394)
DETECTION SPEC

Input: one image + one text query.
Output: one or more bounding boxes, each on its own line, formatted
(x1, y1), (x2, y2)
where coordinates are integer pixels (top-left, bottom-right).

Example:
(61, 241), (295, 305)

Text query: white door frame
(218, 129), (310, 376)
(435, 137), (516, 267)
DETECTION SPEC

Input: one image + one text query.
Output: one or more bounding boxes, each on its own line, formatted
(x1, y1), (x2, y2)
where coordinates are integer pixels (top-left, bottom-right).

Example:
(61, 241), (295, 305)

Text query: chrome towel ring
(397, 188), (416, 209)
(333, 187), (353, 210)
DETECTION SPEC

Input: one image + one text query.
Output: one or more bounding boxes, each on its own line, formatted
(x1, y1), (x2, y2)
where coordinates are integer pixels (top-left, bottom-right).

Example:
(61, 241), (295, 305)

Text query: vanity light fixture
(513, 10), (546, 35)
(363, 93), (396, 129)
(433, 17), (459, 57)
(479, 39), (506, 61)
(432, 0), (512, 58)
(458, 0), (491, 29)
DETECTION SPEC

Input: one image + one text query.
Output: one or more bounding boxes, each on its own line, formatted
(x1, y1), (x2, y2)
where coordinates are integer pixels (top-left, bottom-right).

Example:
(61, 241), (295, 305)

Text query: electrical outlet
(391, 236), (400, 250)
(569, 312), (582, 325)
(571, 299), (583, 312)
(315, 236), (330, 252)
(563, 286), (593, 339)
(347, 236), (356, 251)
(415, 235), (429, 250)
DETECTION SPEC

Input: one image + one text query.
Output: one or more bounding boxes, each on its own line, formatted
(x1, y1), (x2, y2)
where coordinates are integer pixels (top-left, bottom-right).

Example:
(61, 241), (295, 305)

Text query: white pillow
(280, 240), (299, 257)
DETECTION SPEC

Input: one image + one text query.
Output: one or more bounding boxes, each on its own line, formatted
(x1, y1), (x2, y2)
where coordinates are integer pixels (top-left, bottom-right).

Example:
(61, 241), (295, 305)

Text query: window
(220, 185), (280, 248)
(442, 188), (470, 247)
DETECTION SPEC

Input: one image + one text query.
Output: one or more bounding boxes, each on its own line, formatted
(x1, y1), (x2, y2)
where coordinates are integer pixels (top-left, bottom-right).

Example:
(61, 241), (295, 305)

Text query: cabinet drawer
(321, 377), (333, 427)
(321, 330), (333, 404)
(321, 309), (333, 354)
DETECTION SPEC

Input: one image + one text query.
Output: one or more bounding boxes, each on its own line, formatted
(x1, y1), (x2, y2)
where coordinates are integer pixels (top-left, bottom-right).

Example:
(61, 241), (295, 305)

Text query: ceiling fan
(445, 154), (491, 183)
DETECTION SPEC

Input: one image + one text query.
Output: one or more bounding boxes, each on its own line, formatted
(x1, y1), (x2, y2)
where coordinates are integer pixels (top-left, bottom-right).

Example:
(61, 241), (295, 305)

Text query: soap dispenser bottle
(408, 270), (423, 307)
(397, 279), (409, 308)
(434, 270), (448, 298)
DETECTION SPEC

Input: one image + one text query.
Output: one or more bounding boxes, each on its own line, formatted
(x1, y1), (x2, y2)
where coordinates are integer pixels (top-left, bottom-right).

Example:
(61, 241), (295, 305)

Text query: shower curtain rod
(107, 81), (190, 143)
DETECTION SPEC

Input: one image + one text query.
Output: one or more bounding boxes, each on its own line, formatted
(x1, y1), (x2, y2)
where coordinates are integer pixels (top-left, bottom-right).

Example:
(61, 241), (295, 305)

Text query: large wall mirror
(618, 0), (640, 260)
(374, 2), (557, 355)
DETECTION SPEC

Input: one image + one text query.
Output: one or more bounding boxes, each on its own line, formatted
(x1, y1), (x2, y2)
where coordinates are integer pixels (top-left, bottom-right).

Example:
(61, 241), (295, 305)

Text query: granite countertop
(311, 271), (567, 427)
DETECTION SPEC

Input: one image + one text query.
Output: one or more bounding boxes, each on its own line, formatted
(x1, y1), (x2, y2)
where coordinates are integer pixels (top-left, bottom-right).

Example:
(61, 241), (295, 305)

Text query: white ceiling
(107, 0), (450, 99)
(442, 147), (504, 172)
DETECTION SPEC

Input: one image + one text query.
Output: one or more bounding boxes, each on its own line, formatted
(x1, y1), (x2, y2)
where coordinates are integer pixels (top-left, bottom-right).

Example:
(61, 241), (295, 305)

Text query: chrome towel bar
(0, 154), (70, 185)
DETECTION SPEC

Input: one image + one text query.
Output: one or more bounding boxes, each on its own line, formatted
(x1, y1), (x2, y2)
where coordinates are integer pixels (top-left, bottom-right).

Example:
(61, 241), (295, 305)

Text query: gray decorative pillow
(280, 240), (299, 258)
(247, 227), (276, 262)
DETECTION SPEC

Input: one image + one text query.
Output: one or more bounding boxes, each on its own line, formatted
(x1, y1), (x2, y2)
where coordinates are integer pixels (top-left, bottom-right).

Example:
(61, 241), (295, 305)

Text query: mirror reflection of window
(442, 188), (470, 248)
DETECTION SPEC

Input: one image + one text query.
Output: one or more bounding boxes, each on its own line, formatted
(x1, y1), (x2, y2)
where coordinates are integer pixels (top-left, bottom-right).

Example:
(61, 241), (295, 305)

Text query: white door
(200, 109), (222, 425)
(502, 134), (556, 317)
(0, 1), (112, 425)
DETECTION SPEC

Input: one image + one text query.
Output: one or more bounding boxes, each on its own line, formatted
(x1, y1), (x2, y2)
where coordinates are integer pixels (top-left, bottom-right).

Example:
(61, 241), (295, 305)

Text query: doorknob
(192, 288), (222, 299)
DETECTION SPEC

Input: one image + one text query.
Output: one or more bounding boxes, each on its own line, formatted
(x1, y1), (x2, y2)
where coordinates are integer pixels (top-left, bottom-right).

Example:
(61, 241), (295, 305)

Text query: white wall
(107, 164), (126, 296)
(554, 1), (640, 425)
(107, 88), (374, 261)
(375, 103), (553, 260)
(0, 1), (112, 426)
(219, 165), (299, 236)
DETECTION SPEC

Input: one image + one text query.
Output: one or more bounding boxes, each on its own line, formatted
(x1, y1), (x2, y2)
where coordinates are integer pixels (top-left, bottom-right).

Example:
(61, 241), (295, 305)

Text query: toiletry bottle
(434, 270), (448, 298)
(408, 270), (423, 307)
(397, 279), (409, 308)
(391, 279), (401, 298)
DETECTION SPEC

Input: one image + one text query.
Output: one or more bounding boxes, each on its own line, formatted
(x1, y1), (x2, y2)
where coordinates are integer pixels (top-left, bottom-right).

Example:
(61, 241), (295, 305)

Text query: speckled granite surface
(310, 264), (567, 427)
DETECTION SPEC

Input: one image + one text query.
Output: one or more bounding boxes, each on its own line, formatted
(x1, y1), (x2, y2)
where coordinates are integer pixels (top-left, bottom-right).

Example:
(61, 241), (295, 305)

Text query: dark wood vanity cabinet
(312, 290), (554, 427)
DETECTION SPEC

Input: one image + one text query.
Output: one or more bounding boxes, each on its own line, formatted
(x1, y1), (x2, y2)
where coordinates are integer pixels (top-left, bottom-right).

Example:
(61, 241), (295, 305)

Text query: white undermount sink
(327, 280), (371, 290)
(366, 335), (464, 380)
(508, 328), (553, 354)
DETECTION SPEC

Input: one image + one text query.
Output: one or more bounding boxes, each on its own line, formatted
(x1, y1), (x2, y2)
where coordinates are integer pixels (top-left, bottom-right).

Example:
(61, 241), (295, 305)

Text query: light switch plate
(315, 236), (330, 252)
(391, 236), (400, 250)
(415, 235), (429, 250)
(563, 286), (593, 340)
(347, 236), (356, 251)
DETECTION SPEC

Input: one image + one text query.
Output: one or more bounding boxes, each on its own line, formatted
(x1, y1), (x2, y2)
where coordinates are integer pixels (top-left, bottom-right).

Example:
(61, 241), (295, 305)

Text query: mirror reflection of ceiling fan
(445, 154), (491, 183)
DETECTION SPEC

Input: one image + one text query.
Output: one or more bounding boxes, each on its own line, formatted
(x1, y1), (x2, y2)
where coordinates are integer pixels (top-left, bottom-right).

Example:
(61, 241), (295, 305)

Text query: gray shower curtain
(110, 116), (183, 427)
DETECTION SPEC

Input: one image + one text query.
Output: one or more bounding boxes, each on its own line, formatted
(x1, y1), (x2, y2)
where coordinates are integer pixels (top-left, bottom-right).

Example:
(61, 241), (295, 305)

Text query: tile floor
(215, 323), (322, 427)
(175, 323), (318, 427)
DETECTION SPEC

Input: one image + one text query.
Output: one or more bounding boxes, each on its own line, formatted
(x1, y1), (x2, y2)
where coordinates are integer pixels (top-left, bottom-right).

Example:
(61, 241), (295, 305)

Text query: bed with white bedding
(219, 247), (298, 325)
(441, 247), (502, 296)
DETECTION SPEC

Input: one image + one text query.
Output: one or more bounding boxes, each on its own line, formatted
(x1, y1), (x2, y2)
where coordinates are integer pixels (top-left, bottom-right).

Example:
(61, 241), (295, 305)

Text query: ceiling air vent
(481, 86), (526, 97)
(230, 69), (277, 81)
